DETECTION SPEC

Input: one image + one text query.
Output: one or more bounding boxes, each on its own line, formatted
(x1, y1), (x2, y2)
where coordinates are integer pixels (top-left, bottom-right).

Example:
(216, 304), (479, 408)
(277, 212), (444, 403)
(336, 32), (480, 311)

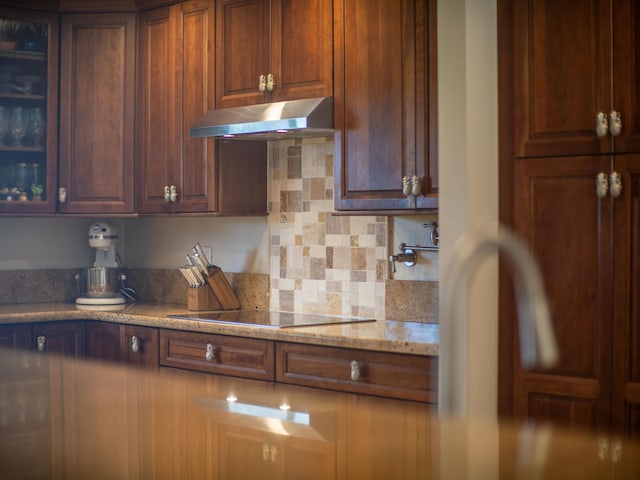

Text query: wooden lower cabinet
(276, 342), (437, 403)
(0, 323), (31, 351)
(159, 329), (274, 381)
(218, 423), (335, 480)
(86, 321), (159, 367)
(345, 394), (431, 479)
(0, 321), (435, 478)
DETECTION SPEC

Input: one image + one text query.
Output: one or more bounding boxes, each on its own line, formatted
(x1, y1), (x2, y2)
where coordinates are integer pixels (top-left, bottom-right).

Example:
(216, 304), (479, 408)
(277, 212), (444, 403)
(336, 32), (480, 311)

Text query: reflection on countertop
(0, 302), (439, 356)
(1, 348), (639, 479)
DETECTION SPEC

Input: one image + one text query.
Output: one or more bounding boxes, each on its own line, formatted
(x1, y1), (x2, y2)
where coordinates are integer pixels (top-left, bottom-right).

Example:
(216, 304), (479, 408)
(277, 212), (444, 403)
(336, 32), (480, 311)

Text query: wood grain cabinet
(275, 342), (437, 403)
(333, 0), (438, 212)
(509, 0), (640, 159)
(499, 0), (640, 436)
(58, 13), (136, 214)
(215, 0), (333, 108)
(218, 423), (335, 480)
(137, 0), (268, 215)
(86, 321), (159, 367)
(0, 8), (58, 215)
(159, 329), (275, 381)
(0, 323), (31, 351)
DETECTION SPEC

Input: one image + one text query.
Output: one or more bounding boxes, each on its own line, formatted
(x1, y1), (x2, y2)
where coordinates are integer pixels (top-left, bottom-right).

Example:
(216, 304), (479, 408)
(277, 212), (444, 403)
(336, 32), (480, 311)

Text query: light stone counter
(0, 302), (439, 356)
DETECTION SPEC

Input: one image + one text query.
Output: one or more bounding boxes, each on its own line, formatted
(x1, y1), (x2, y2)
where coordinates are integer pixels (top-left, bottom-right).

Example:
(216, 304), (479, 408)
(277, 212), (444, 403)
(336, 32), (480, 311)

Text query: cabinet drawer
(160, 330), (275, 381)
(276, 342), (437, 403)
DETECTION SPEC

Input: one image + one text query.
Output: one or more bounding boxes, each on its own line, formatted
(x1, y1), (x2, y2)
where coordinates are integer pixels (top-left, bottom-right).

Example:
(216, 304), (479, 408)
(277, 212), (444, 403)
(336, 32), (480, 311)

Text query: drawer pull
(205, 343), (215, 362)
(37, 335), (46, 352)
(131, 336), (139, 353)
(350, 360), (361, 381)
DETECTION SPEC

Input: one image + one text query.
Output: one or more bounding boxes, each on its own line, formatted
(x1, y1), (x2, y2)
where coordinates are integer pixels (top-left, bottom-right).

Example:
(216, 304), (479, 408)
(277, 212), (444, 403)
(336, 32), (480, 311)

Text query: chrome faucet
(439, 223), (558, 414)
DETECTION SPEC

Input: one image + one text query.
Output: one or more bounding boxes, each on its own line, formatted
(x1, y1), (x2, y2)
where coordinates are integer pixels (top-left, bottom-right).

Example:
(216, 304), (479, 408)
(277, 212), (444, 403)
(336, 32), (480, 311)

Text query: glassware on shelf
(15, 161), (28, 191)
(29, 107), (44, 147)
(9, 106), (25, 146)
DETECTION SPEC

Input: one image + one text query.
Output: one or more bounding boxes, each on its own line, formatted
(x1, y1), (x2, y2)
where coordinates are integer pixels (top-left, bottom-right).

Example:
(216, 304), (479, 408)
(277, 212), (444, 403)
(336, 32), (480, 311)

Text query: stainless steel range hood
(189, 97), (334, 140)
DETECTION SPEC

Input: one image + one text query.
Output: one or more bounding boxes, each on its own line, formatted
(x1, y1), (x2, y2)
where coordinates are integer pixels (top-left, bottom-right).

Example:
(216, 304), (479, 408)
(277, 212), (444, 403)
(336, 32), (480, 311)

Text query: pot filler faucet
(439, 223), (559, 414)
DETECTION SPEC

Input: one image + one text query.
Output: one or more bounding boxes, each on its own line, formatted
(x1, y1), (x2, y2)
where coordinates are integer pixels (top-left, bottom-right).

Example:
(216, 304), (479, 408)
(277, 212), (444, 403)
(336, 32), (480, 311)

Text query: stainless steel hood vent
(189, 97), (334, 140)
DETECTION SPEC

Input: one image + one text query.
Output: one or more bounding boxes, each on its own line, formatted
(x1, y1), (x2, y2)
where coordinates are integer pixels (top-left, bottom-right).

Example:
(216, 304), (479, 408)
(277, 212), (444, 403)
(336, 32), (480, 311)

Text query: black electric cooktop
(167, 310), (375, 329)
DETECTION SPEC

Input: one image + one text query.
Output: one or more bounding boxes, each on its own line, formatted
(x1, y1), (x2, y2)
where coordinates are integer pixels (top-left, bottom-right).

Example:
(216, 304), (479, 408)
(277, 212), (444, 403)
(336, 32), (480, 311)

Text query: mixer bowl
(86, 267), (120, 298)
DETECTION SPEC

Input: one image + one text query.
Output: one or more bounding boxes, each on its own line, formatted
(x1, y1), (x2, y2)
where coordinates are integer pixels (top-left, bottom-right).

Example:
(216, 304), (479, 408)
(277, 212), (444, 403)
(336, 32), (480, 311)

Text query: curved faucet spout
(439, 224), (558, 414)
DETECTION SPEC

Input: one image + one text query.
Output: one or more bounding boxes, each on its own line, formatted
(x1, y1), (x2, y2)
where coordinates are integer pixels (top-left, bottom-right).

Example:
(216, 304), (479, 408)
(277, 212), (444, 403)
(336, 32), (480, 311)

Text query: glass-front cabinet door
(0, 9), (58, 214)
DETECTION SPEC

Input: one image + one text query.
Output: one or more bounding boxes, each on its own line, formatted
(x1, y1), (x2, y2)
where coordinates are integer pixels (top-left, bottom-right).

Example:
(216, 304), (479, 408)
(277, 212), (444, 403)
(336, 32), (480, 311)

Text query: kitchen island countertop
(0, 302), (439, 356)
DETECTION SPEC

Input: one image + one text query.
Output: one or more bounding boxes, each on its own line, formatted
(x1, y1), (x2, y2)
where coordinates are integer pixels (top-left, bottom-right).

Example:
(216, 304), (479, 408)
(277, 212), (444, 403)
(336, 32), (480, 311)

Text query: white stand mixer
(76, 222), (126, 310)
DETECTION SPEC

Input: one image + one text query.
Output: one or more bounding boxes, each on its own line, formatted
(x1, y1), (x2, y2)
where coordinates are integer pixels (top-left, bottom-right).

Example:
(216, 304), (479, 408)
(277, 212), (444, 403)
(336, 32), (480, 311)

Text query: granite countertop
(0, 302), (439, 356)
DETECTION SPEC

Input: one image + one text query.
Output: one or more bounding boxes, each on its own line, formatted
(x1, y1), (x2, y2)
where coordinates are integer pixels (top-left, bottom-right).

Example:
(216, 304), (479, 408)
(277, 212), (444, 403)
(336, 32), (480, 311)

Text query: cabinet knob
(595, 112), (609, 137)
(350, 360), (361, 381)
(596, 172), (608, 198)
(258, 74), (266, 93)
(411, 175), (421, 196)
(266, 73), (275, 92)
(36, 335), (46, 352)
(58, 187), (67, 204)
(401, 176), (421, 197)
(205, 342), (215, 362)
(131, 336), (139, 353)
(402, 176), (411, 197)
(609, 111), (622, 136)
(164, 185), (171, 202)
(262, 443), (270, 461)
(169, 185), (177, 202)
(609, 171), (622, 198)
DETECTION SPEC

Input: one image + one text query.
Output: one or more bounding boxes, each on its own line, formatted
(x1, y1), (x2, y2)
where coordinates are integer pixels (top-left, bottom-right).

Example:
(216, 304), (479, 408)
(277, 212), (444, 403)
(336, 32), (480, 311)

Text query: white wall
(438, 0), (499, 418)
(0, 216), (269, 273)
(124, 217), (269, 273)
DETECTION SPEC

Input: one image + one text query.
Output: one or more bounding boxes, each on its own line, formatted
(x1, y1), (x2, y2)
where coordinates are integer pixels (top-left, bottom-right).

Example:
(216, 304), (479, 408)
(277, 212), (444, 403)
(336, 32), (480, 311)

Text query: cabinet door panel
(512, 156), (613, 430)
(59, 13), (135, 214)
(273, 0), (333, 100)
(33, 321), (86, 358)
(0, 9), (58, 215)
(611, 0), (640, 153)
(612, 155), (640, 435)
(334, 0), (436, 212)
(335, 0), (413, 210)
(86, 321), (121, 363)
(175, 0), (215, 212)
(122, 325), (159, 368)
(511, 0), (612, 157)
(0, 323), (31, 351)
(216, 0), (270, 108)
(137, 7), (174, 212)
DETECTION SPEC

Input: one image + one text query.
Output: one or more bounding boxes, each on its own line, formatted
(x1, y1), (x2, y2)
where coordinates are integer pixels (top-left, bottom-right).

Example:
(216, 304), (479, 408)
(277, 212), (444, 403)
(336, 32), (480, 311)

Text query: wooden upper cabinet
(511, 0), (640, 158)
(137, 0), (216, 213)
(0, 8), (58, 216)
(333, 0), (437, 212)
(58, 13), (136, 214)
(215, 0), (333, 108)
(137, 1), (268, 215)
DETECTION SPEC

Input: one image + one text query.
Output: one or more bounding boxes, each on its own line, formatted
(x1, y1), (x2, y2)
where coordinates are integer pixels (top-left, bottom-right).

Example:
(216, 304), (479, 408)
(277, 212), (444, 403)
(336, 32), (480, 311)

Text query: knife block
(205, 266), (241, 310)
(188, 286), (222, 311)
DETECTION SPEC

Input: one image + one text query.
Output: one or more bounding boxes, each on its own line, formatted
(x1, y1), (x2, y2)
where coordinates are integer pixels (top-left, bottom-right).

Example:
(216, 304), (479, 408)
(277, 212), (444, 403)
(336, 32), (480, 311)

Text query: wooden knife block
(187, 287), (221, 311)
(187, 266), (240, 311)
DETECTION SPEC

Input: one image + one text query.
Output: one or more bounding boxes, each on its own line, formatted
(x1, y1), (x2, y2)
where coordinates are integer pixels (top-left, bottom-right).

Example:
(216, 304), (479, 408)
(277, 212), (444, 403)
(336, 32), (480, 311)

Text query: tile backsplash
(268, 137), (385, 319)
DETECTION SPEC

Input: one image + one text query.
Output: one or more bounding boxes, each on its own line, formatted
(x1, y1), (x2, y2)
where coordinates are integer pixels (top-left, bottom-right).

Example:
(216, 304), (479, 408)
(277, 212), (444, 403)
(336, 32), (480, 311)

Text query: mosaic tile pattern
(268, 137), (387, 319)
